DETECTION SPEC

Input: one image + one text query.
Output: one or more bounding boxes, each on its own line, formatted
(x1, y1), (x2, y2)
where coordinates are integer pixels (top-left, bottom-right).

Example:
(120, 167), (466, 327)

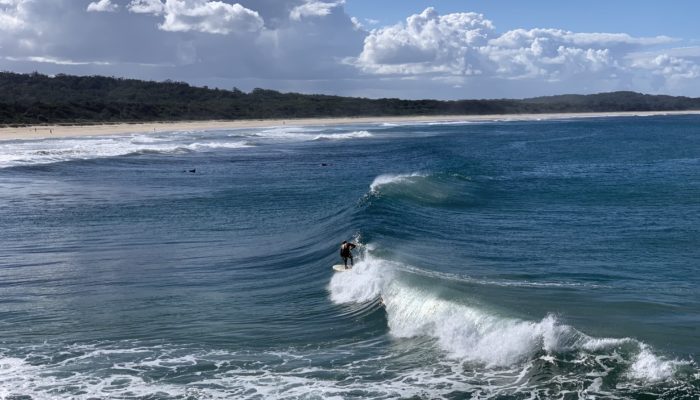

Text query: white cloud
(632, 54), (700, 80)
(128, 0), (165, 14)
(491, 29), (673, 50)
(356, 8), (495, 75)
(289, 0), (343, 21)
(481, 33), (619, 80)
(354, 7), (695, 90)
(0, 0), (30, 31)
(86, 0), (119, 12)
(4, 55), (112, 65)
(157, 0), (263, 34)
(126, 1), (264, 34)
(350, 16), (362, 30)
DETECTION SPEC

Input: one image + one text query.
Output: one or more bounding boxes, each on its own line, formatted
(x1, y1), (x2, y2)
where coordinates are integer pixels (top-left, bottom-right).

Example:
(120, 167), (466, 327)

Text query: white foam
(0, 345), (485, 399)
(627, 344), (688, 382)
(425, 120), (479, 126)
(369, 172), (427, 193)
(252, 126), (323, 140)
(312, 130), (373, 141)
(0, 126), (377, 168)
(328, 255), (393, 304)
(253, 127), (373, 142)
(186, 141), (252, 150)
(0, 135), (252, 168)
(0, 334), (694, 399)
(581, 337), (635, 351)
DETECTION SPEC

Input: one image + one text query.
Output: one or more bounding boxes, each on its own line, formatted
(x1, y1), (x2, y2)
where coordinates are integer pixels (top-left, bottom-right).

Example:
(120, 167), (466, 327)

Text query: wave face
(1, 116), (699, 398)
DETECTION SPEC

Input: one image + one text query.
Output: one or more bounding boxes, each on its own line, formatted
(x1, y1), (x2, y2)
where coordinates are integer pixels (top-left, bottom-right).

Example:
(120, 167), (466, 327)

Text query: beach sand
(1, 111), (699, 141)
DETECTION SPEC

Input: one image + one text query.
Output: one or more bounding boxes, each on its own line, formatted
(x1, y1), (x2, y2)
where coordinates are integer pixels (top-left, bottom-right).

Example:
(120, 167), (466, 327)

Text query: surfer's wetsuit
(340, 242), (356, 268)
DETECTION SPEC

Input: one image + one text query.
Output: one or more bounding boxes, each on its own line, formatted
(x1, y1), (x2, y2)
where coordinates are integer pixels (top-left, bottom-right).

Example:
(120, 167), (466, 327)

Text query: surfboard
(332, 264), (350, 272)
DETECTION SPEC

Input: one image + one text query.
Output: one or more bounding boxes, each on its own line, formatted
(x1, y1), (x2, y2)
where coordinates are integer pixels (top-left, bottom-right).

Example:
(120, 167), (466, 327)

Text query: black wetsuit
(340, 243), (356, 267)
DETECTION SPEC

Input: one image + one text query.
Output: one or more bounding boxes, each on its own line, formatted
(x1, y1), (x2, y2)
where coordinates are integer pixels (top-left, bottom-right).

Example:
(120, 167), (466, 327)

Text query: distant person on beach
(340, 241), (357, 268)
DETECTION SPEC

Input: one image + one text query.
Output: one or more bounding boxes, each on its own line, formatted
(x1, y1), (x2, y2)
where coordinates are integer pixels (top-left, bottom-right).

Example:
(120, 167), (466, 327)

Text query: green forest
(2, 72), (700, 125)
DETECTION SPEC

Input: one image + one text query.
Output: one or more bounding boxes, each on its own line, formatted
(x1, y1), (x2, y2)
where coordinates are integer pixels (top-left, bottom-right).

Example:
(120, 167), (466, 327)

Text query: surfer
(340, 241), (356, 269)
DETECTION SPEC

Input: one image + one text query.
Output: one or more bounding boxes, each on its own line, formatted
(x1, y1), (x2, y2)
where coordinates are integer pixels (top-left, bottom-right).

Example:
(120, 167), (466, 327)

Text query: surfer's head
(341, 240), (347, 244)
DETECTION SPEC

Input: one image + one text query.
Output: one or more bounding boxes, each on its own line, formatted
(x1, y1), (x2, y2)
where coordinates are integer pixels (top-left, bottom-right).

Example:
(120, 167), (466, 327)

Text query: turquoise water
(0, 116), (698, 398)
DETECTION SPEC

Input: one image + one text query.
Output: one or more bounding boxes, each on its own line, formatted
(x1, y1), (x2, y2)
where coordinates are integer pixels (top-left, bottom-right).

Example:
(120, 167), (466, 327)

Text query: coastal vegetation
(2, 72), (700, 125)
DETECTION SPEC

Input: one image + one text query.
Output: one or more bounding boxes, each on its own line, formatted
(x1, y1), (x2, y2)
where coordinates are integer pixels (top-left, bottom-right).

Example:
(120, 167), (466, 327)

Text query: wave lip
(367, 171), (481, 209)
(369, 172), (427, 193)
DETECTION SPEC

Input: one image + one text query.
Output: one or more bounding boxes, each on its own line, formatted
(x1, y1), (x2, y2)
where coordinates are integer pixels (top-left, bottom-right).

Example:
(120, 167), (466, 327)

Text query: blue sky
(1, 0), (699, 99)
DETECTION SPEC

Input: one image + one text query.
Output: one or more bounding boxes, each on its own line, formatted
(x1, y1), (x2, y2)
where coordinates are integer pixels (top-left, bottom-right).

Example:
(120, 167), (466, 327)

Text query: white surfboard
(332, 264), (350, 272)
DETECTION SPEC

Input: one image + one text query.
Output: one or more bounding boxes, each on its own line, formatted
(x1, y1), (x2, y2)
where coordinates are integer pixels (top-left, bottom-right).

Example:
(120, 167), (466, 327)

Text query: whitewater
(0, 116), (698, 399)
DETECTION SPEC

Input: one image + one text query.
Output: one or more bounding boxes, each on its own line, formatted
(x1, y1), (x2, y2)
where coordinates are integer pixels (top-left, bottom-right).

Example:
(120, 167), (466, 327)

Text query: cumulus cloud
(86, 0), (119, 12)
(155, 1), (263, 34)
(632, 54), (700, 80)
(356, 8), (494, 75)
(354, 7), (693, 88)
(125, 1), (264, 34)
(347, 7), (700, 97)
(480, 29), (623, 80)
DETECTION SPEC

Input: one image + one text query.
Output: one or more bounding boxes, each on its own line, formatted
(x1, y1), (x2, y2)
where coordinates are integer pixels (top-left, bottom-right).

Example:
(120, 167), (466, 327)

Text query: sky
(1, 0), (699, 99)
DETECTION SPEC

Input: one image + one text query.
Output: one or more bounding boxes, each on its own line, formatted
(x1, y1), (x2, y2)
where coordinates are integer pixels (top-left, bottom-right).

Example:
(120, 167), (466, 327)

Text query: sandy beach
(1, 110), (699, 141)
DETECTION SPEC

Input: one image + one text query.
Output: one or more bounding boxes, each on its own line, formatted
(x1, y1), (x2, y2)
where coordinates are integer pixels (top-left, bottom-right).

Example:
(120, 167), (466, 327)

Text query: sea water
(0, 116), (698, 399)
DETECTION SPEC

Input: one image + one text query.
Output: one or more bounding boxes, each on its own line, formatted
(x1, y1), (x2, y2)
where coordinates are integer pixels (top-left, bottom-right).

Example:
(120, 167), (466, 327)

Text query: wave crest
(312, 130), (373, 141)
(367, 171), (481, 208)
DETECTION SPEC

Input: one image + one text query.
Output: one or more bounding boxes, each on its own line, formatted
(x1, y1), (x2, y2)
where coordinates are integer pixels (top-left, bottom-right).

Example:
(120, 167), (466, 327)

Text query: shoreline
(1, 110), (699, 141)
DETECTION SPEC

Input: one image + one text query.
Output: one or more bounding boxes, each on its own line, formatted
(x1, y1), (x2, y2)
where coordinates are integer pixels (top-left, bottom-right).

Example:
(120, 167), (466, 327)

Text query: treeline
(1, 72), (700, 125)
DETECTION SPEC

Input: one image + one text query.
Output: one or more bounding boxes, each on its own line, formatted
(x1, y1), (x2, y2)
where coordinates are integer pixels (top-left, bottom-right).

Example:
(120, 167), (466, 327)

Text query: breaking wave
(0, 135), (253, 168)
(367, 171), (483, 208)
(328, 250), (697, 397)
(312, 130), (373, 141)
(253, 127), (373, 142)
(0, 126), (374, 168)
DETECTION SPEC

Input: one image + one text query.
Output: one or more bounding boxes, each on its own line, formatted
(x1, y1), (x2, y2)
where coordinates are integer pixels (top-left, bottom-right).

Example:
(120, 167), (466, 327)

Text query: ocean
(0, 115), (698, 399)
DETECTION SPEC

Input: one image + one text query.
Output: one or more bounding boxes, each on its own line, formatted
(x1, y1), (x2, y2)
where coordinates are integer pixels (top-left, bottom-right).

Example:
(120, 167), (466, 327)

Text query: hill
(1, 72), (700, 125)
